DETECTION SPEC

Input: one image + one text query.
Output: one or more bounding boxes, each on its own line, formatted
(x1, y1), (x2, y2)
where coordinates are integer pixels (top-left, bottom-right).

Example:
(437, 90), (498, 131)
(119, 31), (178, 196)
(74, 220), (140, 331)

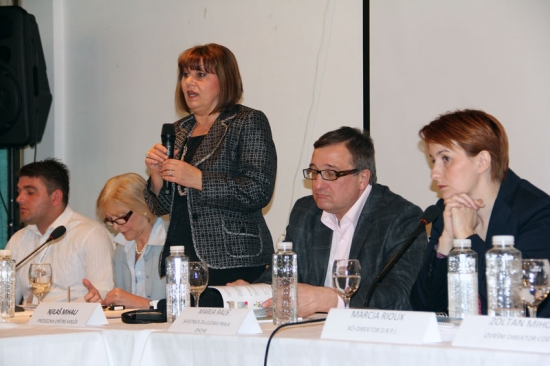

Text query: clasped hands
(438, 192), (485, 255)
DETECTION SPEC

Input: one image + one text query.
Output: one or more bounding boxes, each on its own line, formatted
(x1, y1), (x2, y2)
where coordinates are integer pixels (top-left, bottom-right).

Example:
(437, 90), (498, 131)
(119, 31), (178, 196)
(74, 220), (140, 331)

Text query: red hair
(419, 109), (509, 181)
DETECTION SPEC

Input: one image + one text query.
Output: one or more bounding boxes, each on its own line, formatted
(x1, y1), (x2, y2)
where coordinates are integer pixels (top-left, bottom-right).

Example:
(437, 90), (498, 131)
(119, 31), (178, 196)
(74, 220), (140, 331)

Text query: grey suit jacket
(145, 104), (277, 269)
(260, 184), (426, 310)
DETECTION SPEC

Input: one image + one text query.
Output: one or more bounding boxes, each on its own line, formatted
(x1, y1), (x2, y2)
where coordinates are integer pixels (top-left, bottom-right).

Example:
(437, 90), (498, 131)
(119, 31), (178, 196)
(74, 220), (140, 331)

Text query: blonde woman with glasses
(84, 173), (166, 309)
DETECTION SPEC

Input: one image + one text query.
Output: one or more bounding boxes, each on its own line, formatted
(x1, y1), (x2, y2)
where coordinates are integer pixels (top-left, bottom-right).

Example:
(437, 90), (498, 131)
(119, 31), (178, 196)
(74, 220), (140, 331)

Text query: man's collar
(321, 184), (372, 229)
(28, 206), (73, 237)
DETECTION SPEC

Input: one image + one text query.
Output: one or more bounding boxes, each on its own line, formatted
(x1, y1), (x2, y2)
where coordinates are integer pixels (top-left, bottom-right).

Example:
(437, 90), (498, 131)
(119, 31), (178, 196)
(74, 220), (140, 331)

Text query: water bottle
(0, 250), (16, 320)
(486, 235), (523, 317)
(272, 241), (297, 325)
(447, 239), (478, 318)
(165, 246), (190, 323)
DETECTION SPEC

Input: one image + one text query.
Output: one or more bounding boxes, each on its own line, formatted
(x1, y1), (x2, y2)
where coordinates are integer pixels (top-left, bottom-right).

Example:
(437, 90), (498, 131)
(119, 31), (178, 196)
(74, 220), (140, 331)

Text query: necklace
(135, 241), (148, 255)
(177, 123), (197, 197)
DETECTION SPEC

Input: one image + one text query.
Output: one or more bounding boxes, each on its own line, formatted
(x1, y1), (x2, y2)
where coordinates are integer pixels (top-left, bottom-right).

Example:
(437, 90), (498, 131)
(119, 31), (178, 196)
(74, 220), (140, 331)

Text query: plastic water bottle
(447, 239), (478, 318)
(272, 241), (297, 325)
(486, 235), (523, 317)
(0, 250), (16, 320)
(165, 246), (189, 323)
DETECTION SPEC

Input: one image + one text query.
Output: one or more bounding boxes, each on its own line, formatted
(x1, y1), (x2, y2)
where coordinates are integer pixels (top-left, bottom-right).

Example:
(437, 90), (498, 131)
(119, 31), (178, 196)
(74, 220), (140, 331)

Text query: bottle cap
(453, 239), (471, 248)
(276, 241), (293, 251)
(492, 235), (515, 246)
(0, 249), (11, 258)
(169, 245), (185, 254)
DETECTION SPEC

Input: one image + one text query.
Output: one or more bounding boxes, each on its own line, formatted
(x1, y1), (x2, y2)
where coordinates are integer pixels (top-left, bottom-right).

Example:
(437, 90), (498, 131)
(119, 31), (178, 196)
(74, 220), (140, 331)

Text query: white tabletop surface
(1, 309), (549, 366)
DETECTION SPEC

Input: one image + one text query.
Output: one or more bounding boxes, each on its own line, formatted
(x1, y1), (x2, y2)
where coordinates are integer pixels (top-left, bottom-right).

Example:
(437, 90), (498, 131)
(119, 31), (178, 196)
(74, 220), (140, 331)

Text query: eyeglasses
(103, 211), (133, 227)
(303, 168), (358, 181)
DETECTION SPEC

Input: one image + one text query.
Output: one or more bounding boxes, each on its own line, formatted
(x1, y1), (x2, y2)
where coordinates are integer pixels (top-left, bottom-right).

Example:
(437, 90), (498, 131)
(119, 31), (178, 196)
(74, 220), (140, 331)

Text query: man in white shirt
(257, 127), (426, 317)
(7, 158), (114, 304)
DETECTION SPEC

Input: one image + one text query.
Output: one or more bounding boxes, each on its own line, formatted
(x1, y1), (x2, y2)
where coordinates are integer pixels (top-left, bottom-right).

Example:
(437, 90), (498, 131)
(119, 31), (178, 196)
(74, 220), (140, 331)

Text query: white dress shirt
(322, 185), (372, 307)
(7, 206), (115, 304)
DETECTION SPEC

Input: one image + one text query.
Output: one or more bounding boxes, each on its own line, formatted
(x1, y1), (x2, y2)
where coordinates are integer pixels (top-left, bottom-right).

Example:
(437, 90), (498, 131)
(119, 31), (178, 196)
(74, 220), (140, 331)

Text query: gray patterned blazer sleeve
(144, 176), (172, 216)
(198, 108), (277, 211)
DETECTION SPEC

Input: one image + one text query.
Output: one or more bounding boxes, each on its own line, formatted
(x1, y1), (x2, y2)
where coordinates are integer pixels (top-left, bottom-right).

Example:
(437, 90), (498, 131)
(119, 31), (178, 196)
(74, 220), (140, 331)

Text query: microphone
(363, 205), (440, 308)
(15, 226), (67, 269)
(161, 123), (176, 195)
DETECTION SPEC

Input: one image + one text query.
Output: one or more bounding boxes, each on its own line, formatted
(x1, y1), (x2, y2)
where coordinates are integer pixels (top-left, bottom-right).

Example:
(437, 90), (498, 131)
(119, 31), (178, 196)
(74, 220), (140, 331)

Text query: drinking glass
(332, 259), (361, 309)
(521, 259), (550, 318)
(189, 261), (209, 307)
(28, 263), (52, 304)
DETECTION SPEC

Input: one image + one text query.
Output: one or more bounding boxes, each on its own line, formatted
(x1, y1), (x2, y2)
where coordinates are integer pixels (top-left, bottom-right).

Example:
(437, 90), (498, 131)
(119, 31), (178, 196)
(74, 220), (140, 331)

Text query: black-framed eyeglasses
(303, 168), (358, 181)
(103, 211), (133, 227)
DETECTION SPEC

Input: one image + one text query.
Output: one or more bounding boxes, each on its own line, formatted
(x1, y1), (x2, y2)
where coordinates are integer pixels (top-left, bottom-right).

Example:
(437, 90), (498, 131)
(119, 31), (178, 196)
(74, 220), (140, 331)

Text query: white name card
(453, 315), (550, 353)
(321, 309), (441, 344)
(28, 302), (108, 326)
(168, 307), (262, 335)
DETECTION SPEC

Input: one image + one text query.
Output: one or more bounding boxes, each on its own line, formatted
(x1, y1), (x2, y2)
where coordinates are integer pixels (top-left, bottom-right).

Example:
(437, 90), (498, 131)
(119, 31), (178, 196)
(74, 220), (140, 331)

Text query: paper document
(210, 283), (272, 311)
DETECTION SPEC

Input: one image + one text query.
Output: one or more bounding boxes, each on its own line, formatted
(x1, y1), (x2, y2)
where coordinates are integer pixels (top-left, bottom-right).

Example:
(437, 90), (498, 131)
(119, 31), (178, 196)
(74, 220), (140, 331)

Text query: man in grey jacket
(258, 126), (426, 317)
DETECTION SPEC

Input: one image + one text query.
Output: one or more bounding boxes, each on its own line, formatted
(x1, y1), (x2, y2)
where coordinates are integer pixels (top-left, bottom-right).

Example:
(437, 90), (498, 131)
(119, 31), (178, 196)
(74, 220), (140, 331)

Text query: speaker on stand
(0, 5), (52, 238)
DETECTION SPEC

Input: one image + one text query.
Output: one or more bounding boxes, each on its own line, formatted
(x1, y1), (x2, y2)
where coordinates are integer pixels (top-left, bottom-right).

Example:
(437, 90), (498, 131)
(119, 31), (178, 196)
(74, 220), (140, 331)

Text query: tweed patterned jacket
(144, 104), (277, 269)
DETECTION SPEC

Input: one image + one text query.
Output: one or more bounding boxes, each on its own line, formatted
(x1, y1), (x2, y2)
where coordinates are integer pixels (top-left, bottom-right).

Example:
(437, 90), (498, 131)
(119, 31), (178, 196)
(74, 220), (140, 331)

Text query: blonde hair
(96, 173), (154, 222)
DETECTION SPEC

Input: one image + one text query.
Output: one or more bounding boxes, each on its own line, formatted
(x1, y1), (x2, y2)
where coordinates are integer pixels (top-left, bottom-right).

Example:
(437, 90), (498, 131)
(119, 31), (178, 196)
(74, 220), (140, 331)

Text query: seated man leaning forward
(232, 127), (427, 317)
(7, 158), (114, 304)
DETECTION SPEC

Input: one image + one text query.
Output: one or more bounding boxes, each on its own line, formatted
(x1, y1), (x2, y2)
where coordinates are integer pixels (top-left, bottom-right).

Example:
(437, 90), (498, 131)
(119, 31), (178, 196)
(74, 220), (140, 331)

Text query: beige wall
(20, 0), (550, 243)
(21, 0), (363, 241)
(371, 0), (550, 211)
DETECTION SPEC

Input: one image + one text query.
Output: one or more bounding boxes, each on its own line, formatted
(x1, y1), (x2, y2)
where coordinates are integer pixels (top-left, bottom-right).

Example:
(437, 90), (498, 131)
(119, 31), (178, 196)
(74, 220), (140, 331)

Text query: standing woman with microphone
(410, 109), (550, 317)
(144, 44), (277, 286)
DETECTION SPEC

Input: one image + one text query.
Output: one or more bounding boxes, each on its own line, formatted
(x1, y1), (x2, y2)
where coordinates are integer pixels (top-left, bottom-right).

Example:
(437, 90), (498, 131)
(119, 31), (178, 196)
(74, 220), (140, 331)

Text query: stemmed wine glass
(521, 259), (550, 318)
(189, 261), (209, 307)
(28, 263), (52, 304)
(332, 259), (362, 309)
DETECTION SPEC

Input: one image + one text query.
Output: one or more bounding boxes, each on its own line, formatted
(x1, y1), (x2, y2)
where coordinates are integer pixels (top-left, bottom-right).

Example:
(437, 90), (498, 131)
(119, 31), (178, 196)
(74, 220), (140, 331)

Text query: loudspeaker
(0, 6), (52, 148)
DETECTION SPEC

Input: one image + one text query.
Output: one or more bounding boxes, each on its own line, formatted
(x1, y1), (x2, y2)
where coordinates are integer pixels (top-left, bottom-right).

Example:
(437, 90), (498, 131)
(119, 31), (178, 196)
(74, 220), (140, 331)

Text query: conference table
(1, 309), (548, 366)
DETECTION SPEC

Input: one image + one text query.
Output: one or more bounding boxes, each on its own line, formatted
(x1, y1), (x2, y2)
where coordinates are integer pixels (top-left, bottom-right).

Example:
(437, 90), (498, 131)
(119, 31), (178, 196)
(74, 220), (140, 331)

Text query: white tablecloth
(1, 310), (549, 366)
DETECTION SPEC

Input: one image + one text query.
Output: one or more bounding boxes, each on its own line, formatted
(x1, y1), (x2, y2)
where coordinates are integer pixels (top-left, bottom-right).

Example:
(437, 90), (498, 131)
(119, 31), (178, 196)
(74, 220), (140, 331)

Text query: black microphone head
(161, 123), (175, 139)
(421, 205), (440, 225)
(49, 226), (67, 241)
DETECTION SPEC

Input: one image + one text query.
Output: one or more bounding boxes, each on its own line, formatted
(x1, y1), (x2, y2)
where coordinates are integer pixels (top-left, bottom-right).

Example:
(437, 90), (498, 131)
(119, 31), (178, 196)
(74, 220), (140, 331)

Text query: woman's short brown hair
(175, 43), (243, 114)
(419, 109), (509, 182)
(96, 173), (154, 222)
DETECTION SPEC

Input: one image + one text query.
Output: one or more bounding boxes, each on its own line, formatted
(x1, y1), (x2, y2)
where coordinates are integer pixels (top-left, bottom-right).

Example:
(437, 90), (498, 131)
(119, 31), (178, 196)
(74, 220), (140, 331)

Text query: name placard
(28, 302), (108, 326)
(168, 307), (262, 335)
(321, 309), (440, 344)
(453, 315), (550, 353)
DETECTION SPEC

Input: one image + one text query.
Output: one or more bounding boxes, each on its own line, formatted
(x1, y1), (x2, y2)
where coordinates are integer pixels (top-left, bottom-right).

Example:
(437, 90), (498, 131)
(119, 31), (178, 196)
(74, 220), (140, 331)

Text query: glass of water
(29, 263), (52, 304)
(521, 259), (550, 318)
(189, 261), (209, 307)
(332, 259), (361, 309)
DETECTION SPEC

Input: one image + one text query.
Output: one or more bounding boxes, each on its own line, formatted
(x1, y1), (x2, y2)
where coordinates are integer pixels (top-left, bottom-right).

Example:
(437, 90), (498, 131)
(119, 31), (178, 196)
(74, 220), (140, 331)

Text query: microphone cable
(263, 317), (327, 366)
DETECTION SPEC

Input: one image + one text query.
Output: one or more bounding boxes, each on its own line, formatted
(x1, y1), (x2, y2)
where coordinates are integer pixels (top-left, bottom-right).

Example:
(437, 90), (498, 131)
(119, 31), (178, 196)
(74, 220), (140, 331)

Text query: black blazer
(259, 184), (426, 310)
(411, 169), (550, 317)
